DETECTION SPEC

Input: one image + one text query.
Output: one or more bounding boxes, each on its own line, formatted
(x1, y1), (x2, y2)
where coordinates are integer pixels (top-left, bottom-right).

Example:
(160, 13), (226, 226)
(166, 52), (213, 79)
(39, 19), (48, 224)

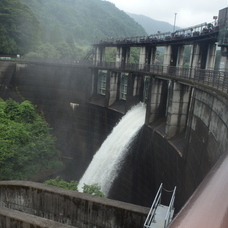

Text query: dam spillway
(78, 102), (146, 196)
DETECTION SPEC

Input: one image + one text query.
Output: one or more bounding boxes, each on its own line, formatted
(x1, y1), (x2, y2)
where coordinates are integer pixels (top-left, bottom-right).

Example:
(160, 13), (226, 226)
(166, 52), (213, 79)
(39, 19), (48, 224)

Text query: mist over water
(78, 102), (146, 196)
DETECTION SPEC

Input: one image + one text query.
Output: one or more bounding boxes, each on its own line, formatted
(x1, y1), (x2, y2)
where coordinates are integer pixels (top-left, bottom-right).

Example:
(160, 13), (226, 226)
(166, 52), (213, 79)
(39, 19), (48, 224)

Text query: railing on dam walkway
(96, 61), (228, 94)
(95, 21), (218, 46)
(3, 57), (227, 95)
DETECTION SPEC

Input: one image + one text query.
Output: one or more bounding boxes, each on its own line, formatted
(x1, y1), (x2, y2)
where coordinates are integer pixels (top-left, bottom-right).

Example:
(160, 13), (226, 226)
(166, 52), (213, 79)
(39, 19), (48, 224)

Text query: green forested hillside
(21, 0), (146, 43)
(0, 0), (40, 55)
(0, 0), (147, 58)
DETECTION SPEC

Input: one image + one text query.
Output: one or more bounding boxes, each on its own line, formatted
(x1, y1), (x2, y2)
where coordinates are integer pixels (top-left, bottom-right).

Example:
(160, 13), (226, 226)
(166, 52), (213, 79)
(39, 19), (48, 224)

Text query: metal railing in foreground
(143, 184), (177, 228)
(164, 186), (176, 228)
(144, 183), (163, 228)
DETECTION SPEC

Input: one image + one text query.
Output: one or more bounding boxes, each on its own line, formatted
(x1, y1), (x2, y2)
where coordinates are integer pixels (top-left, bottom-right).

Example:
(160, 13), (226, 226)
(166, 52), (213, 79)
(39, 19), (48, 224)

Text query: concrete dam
(1, 6), (228, 228)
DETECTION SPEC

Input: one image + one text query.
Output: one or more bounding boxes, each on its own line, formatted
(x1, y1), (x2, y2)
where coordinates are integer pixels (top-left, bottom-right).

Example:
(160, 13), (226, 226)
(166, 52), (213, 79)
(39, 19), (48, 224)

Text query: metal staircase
(83, 48), (94, 60)
(144, 184), (176, 228)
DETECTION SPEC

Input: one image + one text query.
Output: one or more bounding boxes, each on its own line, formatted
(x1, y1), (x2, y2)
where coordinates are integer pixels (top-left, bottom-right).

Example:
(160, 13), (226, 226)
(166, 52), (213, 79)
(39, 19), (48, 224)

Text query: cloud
(109, 0), (226, 28)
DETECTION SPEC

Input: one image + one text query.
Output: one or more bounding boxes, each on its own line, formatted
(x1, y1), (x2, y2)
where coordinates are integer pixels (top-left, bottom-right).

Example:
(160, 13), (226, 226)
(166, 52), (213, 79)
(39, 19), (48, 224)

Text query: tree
(54, 41), (73, 59)
(26, 43), (61, 59)
(0, 99), (62, 180)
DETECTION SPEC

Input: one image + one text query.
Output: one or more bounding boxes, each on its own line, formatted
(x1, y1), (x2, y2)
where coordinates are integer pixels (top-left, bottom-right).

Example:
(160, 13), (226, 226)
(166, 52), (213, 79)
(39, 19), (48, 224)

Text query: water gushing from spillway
(78, 102), (146, 196)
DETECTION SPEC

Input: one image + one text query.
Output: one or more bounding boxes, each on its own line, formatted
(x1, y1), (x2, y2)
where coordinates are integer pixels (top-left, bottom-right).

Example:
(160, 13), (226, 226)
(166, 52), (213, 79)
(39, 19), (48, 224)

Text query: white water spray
(78, 102), (146, 196)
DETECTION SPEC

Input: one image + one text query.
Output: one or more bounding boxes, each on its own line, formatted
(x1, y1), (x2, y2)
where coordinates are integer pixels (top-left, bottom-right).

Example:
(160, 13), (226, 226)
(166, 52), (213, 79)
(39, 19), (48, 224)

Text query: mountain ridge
(127, 12), (181, 35)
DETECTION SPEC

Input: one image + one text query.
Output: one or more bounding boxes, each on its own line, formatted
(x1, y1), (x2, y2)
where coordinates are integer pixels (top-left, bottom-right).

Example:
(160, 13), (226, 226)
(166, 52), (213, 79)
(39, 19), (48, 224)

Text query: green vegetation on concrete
(82, 183), (105, 197)
(44, 176), (77, 191)
(44, 176), (105, 197)
(0, 98), (62, 180)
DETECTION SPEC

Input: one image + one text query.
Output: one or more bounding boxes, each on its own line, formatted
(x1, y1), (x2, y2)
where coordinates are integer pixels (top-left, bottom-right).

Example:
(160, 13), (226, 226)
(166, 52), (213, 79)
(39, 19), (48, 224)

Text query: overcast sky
(108, 0), (227, 28)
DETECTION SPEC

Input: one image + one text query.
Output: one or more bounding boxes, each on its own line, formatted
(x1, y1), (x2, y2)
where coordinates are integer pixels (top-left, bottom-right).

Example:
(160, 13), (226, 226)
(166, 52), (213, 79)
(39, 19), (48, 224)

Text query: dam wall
(108, 87), (228, 211)
(183, 88), (228, 196)
(9, 62), (122, 180)
(1, 61), (228, 213)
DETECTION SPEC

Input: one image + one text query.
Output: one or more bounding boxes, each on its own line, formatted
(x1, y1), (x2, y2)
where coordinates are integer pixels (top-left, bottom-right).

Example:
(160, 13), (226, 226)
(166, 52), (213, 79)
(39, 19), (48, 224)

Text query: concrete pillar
(176, 45), (185, 67)
(150, 47), (157, 65)
(170, 45), (178, 67)
(116, 47), (130, 68)
(205, 43), (216, 70)
(124, 47), (131, 65)
(93, 47), (99, 65)
(108, 72), (118, 106)
(200, 43), (210, 69)
(141, 46), (157, 71)
(146, 78), (168, 124)
(189, 44), (201, 78)
(189, 42), (213, 70)
(116, 47), (122, 68)
(94, 46), (105, 66)
(190, 43), (201, 69)
(165, 81), (191, 139)
(139, 46), (147, 69)
(174, 45), (185, 77)
(133, 75), (140, 96)
(219, 47), (228, 71)
(163, 45), (172, 73)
